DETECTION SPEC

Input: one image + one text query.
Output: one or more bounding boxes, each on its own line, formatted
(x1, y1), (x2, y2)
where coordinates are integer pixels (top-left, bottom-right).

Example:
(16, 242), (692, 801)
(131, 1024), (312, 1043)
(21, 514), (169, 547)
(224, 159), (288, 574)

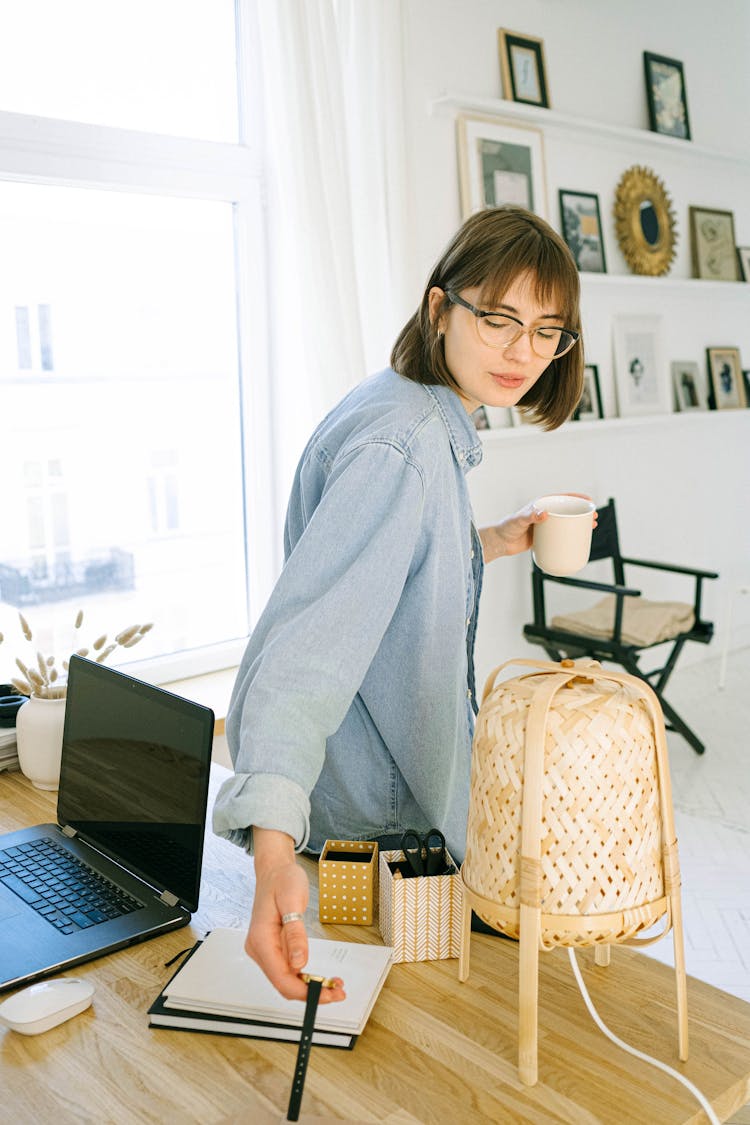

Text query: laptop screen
(57, 656), (214, 913)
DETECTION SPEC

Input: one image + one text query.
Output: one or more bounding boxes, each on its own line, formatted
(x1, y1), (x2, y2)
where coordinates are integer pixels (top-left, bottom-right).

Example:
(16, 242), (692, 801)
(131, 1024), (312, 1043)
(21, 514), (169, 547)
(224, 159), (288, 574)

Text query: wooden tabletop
(1, 764), (749, 1124)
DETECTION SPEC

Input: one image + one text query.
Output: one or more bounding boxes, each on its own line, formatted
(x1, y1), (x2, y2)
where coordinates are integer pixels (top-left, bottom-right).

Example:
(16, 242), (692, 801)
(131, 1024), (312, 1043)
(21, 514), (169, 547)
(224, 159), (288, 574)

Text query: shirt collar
(423, 383), (483, 472)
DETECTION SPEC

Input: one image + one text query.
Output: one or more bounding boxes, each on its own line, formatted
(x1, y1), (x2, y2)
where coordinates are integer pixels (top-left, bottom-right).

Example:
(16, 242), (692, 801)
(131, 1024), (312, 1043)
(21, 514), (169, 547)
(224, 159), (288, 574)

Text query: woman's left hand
(479, 503), (544, 562)
(479, 495), (597, 563)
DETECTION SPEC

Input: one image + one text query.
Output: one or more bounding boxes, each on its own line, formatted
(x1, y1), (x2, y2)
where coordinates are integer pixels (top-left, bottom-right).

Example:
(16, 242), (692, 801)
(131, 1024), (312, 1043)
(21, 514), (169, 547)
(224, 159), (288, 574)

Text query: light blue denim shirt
(212, 367), (483, 863)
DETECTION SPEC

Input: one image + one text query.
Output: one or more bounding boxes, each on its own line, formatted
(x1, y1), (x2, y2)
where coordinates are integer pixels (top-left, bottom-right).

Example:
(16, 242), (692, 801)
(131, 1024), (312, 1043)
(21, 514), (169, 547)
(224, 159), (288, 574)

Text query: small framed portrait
(737, 246), (750, 281)
(671, 361), (706, 412)
(573, 364), (604, 420)
(471, 405), (490, 430)
(643, 52), (691, 140)
(483, 405), (514, 429)
(558, 190), (606, 273)
(457, 114), (548, 219)
(706, 347), (747, 410)
(497, 29), (551, 109)
(612, 316), (669, 417)
(689, 206), (740, 281)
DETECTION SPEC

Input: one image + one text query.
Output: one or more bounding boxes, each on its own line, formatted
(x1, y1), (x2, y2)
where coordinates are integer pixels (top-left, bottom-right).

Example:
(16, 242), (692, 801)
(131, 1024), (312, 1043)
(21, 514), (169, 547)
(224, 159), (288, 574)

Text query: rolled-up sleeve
(212, 439), (425, 852)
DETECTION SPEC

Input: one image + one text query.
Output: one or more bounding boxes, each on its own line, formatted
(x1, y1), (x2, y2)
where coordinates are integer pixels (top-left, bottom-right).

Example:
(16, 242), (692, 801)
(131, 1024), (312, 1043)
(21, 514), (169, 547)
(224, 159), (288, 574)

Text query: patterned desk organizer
(318, 840), (378, 925)
(459, 658), (688, 1086)
(379, 848), (462, 963)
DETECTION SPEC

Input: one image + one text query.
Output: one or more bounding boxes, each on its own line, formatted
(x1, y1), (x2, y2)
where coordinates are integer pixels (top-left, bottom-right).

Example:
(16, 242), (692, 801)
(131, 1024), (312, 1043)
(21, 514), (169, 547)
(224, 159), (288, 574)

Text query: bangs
(472, 227), (581, 326)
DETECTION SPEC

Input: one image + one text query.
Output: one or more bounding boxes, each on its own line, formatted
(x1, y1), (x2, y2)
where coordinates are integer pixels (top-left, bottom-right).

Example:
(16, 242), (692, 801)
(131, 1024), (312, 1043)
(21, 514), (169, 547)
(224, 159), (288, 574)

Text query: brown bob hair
(390, 206), (584, 430)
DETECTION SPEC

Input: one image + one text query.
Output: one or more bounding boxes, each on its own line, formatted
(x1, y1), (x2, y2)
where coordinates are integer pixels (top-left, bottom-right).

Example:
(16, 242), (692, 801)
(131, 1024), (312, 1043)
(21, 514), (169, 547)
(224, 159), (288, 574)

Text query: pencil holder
(458, 657), (688, 1086)
(318, 839), (378, 925)
(379, 848), (462, 962)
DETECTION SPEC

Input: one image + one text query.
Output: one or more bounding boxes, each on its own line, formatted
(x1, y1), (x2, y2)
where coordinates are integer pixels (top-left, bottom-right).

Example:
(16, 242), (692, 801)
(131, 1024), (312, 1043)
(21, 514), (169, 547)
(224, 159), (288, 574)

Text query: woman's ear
(428, 286), (446, 333)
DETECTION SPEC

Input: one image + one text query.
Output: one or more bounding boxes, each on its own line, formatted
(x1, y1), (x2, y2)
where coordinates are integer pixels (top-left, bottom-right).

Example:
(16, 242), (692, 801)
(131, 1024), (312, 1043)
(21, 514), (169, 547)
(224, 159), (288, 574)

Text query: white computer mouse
(0, 977), (95, 1035)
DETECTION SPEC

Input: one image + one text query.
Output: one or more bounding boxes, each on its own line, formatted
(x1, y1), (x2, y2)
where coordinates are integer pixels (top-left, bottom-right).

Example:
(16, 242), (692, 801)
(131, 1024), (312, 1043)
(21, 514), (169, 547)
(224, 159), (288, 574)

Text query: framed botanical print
(612, 316), (670, 416)
(558, 190), (606, 273)
(706, 347), (747, 409)
(689, 206), (740, 281)
(457, 114), (548, 219)
(498, 29), (551, 108)
(643, 52), (691, 140)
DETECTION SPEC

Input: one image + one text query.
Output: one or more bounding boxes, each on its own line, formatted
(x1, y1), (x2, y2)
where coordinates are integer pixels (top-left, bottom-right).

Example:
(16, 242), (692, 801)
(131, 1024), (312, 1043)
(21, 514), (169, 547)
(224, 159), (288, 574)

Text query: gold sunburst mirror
(613, 165), (677, 276)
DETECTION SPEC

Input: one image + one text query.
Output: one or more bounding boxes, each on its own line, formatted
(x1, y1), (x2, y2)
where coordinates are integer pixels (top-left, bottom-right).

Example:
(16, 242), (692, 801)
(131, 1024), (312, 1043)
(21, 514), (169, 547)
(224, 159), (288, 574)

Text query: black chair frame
(523, 498), (719, 755)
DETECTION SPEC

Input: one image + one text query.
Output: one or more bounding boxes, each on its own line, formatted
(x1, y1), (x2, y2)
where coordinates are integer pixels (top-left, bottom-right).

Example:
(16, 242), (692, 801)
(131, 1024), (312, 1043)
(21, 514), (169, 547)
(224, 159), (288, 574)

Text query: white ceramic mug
(532, 494), (596, 577)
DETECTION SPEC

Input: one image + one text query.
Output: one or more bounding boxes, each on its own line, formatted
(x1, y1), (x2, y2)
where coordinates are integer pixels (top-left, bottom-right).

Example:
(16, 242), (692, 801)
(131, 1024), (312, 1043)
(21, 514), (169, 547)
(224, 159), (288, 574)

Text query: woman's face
(429, 271), (559, 413)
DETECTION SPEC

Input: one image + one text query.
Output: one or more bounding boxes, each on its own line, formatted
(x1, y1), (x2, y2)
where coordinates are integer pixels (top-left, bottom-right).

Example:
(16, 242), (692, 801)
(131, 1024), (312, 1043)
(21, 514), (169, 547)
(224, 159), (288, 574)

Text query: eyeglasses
(445, 290), (580, 360)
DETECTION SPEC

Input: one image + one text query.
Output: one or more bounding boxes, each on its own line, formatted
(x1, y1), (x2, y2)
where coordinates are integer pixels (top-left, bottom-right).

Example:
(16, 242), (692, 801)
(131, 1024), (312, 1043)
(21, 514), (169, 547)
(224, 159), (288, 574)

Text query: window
(0, 4), (268, 681)
(0, 1), (238, 141)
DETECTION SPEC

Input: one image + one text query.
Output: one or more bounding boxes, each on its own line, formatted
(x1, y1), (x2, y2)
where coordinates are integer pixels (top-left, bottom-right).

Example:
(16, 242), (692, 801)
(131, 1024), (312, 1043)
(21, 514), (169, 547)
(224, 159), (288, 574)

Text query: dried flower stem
(2, 612), (154, 699)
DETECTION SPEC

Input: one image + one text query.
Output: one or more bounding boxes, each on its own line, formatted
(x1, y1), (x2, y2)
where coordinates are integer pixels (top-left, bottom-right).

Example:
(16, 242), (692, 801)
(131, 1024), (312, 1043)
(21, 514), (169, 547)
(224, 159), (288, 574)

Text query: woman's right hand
(245, 827), (346, 1004)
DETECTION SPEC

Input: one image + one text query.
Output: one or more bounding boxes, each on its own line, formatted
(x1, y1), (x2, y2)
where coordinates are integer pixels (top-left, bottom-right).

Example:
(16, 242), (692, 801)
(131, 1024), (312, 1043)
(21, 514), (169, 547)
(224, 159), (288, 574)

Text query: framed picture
(689, 206), (740, 281)
(497, 29), (550, 108)
(572, 365), (603, 420)
(743, 370), (750, 405)
(671, 361), (706, 411)
(643, 52), (691, 140)
(483, 405), (514, 429)
(706, 347), (747, 410)
(457, 114), (548, 220)
(612, 316), (669, 416)
(737, 246), (750, 281)
(558, 190), (606, 273)
(471, 405), (490, 430)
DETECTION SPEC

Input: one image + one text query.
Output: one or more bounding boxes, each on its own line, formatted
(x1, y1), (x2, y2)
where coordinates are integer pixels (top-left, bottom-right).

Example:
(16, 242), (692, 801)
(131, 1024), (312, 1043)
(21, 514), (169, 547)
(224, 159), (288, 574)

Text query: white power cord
(568, 948), (719, 1125)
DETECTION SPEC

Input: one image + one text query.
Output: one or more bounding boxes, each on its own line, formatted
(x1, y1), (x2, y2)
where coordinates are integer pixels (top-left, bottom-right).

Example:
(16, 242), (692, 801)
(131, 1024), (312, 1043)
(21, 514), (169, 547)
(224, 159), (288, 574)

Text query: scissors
(400, 828), (447, 877)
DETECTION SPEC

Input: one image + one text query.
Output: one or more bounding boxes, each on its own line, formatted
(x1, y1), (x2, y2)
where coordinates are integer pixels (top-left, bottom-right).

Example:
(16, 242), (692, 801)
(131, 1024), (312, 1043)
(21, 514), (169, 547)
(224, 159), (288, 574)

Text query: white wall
(397, 0), (750, 686)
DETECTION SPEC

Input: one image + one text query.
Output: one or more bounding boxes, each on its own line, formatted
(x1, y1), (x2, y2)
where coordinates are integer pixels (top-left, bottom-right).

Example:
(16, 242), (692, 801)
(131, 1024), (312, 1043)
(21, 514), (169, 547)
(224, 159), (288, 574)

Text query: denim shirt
(212, 368), (483, 864)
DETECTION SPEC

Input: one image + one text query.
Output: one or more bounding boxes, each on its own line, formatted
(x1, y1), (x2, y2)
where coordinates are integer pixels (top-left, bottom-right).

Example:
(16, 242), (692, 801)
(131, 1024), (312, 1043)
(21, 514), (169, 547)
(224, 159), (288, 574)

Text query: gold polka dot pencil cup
(318, 840), (378, 925)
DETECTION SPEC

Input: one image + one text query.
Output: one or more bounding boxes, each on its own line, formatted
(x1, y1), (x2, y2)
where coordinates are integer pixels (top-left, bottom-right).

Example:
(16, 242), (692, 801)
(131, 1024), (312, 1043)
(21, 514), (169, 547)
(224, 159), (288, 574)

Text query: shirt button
(466, 689), (472, 698)
(466, 617), (471, 627)
(470, 549), (475, 559)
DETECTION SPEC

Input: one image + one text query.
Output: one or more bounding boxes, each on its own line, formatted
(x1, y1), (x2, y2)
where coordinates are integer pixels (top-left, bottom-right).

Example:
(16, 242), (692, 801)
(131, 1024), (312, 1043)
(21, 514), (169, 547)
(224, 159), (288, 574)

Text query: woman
(213, 205), (584, 1004)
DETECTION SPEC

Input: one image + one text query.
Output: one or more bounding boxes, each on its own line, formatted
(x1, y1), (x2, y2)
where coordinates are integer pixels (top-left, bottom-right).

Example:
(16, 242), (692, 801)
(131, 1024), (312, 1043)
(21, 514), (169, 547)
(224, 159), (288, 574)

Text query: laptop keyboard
(0, 838), (142, 935)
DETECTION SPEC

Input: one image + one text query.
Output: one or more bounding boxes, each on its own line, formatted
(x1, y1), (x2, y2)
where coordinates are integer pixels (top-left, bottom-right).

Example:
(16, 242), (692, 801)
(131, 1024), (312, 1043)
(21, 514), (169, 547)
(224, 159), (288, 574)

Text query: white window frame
(0, 2), (273, 683)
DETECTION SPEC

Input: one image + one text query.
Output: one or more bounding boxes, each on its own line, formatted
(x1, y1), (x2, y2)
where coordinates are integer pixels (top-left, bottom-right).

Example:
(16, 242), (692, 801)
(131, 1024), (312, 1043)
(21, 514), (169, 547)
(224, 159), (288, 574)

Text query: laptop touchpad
(0, 896), (23, 922)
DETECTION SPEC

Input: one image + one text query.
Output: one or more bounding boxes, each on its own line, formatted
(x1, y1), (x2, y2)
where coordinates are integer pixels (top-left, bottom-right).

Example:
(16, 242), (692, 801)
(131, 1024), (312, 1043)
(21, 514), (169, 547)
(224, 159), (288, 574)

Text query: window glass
(0, 1), (238, 141)
(0, 181), (248, 669)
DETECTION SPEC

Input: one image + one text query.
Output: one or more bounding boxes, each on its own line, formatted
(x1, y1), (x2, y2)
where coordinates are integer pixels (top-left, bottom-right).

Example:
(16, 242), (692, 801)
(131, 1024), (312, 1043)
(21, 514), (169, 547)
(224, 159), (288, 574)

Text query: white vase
(15, 694), (67, 790)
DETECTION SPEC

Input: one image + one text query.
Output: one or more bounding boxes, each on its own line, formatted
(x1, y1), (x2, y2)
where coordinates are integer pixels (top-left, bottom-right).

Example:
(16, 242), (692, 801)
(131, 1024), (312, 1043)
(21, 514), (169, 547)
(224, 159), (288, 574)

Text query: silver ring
(281, 912), (305, 925)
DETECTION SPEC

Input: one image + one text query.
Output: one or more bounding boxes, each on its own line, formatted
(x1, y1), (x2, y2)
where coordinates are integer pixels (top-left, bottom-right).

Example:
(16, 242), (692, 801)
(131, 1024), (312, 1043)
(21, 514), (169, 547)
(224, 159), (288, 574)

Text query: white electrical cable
(568, 948), (719, 1125)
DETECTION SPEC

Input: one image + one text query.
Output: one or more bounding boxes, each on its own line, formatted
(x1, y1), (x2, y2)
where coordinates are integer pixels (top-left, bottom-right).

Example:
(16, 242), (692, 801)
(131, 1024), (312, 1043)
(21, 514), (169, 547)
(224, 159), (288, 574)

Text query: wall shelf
(477, 407), (749, 442)
(430, 94), (750, 170)
(579, 273), (750, 295)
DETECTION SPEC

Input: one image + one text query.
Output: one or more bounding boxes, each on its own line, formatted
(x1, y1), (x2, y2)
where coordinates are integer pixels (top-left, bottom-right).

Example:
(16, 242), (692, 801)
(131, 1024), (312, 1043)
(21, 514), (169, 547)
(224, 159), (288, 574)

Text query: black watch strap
(286, 977), (323, 1122)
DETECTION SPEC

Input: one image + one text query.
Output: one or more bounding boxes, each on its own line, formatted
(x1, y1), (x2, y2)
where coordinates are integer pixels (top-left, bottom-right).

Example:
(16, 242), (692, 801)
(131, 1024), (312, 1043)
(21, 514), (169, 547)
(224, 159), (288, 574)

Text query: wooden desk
(1, 765), (749, 1125)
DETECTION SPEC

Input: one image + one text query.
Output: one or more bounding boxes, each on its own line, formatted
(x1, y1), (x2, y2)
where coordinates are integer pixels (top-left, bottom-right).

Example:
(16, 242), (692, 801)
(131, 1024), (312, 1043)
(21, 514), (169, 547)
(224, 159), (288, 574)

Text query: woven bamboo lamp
(459, 657), (688, 1086)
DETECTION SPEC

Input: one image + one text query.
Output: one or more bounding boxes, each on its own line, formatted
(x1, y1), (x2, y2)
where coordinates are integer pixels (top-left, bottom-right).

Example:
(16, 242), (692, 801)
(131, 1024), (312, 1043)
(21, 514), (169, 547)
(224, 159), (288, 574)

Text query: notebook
(0, 654), (214, 993)
(148, 937), (359, 1048)
(153, 927), (393, 1038)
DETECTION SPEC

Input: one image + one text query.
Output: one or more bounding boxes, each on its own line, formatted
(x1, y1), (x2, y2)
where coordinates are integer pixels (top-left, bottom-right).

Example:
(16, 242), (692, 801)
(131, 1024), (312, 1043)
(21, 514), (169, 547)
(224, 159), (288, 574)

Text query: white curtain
(249, 0), (411, 525)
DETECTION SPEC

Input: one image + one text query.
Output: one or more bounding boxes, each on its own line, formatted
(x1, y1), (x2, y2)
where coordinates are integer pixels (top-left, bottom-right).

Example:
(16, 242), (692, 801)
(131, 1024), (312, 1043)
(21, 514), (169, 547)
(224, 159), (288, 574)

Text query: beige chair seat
(551, 595), (695, 648)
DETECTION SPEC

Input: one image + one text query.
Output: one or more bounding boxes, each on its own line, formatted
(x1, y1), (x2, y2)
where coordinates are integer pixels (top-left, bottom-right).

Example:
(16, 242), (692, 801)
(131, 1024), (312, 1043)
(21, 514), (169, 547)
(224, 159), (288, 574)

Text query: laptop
(0, 654), (214, 993)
